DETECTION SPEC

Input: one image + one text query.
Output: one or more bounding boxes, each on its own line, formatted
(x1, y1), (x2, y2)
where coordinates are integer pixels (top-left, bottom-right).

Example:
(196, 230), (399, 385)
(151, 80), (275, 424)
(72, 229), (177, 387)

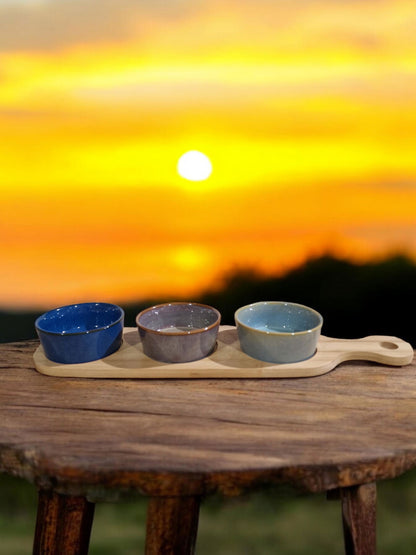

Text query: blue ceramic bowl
(235, 301), (323, 364)
(35, 302), (124, 364)
(136, 302), (221, 363)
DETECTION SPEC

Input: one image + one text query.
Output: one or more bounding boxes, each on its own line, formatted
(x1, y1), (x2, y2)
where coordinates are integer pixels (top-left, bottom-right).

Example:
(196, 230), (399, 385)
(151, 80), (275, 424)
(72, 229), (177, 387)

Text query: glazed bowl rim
(234, 301), (323, 337)
(35, 302), (125, 337)
(136, 302), (221, 336)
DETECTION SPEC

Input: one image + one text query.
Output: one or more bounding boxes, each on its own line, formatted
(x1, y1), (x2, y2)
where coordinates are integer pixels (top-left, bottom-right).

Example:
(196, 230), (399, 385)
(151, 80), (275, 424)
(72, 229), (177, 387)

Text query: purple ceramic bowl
(136, 302), (221, 363)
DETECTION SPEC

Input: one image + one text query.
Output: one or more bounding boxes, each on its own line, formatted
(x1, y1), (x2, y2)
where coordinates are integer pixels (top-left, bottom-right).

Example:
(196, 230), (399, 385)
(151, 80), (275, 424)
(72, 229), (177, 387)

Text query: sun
(177, 151), (213, 182)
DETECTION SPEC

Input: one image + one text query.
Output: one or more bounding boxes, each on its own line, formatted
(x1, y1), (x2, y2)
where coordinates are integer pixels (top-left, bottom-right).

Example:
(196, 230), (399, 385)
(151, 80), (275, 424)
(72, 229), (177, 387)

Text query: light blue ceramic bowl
(235, 301), (323, 364)
(35, 302), (124, 364)
(136, 302), (221, 363)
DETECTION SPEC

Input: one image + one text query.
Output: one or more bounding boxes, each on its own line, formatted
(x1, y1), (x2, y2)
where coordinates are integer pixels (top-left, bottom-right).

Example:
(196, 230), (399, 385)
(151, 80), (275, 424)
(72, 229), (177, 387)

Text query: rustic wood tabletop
(1, 338), (415, 497)
(0, 338), (415, 554)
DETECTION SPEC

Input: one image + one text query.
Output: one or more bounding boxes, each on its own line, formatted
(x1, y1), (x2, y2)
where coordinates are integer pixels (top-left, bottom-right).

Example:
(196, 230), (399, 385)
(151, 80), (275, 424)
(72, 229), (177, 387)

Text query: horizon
(0, 249), (414, 314)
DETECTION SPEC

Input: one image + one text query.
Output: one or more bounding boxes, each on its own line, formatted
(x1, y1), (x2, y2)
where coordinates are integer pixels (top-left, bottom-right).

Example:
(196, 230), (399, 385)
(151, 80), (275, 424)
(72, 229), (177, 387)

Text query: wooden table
(1, 339), (416, 554)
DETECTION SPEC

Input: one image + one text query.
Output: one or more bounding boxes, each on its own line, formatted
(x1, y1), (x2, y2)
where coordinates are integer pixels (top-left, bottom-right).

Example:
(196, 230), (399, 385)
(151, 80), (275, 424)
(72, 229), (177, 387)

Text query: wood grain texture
(145, 496), (200, 555)
(33, 490), (95, 555)
(341, 483), (377, 555)
(33, 327), (413, 379)
(1, 340), (416, 498)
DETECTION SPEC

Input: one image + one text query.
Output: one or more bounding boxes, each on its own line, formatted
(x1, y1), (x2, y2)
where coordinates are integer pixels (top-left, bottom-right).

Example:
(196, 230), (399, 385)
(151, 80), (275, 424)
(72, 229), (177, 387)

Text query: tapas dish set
(33, 300), (414, 379)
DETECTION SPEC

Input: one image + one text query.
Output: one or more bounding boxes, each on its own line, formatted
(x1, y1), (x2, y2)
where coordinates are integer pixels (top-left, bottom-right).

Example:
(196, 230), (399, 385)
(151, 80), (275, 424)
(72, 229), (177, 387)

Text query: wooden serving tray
(33, 326), (414, 379)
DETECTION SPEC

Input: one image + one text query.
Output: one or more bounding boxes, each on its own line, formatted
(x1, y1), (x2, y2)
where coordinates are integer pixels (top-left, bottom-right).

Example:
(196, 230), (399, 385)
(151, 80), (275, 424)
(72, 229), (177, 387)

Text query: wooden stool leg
(341, 482), (377, 555)
(33, 490), (95, 555)
(145, 495), (201, 555)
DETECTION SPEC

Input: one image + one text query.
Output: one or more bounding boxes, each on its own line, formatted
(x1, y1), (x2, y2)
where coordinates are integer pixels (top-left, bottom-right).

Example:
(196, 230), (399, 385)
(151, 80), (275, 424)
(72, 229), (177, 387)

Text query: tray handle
(323, 335), (414, 366)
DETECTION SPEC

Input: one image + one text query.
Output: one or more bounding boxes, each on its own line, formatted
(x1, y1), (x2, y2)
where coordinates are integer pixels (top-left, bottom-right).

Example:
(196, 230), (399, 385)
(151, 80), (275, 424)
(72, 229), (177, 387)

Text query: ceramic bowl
(35, 302), (124, 364)
(136, 302), (221, 363)
(235, 301), (323, 364)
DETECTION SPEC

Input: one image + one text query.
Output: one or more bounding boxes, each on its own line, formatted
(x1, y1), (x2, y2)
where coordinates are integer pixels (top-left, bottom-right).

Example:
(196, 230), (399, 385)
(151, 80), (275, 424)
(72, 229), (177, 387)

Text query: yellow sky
(0, 0), (415, 309)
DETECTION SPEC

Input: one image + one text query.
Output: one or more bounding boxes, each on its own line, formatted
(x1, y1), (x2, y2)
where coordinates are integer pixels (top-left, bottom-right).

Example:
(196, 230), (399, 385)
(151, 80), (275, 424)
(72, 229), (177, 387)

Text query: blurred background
(1, 0), (416, 553)
(0, 0), (415, 316)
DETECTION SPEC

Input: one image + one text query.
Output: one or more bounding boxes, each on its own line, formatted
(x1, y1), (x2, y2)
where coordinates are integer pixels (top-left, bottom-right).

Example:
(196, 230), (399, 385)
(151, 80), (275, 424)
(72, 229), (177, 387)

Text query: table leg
(340, 482), (377, 555)
(33, 490), (95, 555)
(145, 495), (201, 555)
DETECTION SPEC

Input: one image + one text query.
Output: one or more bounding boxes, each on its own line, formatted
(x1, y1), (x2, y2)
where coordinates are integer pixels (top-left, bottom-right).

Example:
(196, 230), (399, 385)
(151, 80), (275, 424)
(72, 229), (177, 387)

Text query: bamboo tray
(33, 326), (414, 379)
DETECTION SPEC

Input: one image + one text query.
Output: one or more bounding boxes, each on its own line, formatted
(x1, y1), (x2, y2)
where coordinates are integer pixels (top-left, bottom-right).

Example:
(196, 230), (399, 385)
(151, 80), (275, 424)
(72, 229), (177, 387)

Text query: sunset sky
(0, 0), (415, 309)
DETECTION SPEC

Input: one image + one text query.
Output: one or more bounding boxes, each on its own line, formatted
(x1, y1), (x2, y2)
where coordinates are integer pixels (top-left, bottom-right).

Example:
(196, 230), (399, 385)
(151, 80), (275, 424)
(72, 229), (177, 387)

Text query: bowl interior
(236, 302), (322, 334)
(36, 303), (123, 335)
(137, 303), (220, 334)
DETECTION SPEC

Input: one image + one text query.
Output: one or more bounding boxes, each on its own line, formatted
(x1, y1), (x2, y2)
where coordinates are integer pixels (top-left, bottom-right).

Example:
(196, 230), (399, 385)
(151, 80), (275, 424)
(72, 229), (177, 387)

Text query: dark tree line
(1, 254), (415, 346)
